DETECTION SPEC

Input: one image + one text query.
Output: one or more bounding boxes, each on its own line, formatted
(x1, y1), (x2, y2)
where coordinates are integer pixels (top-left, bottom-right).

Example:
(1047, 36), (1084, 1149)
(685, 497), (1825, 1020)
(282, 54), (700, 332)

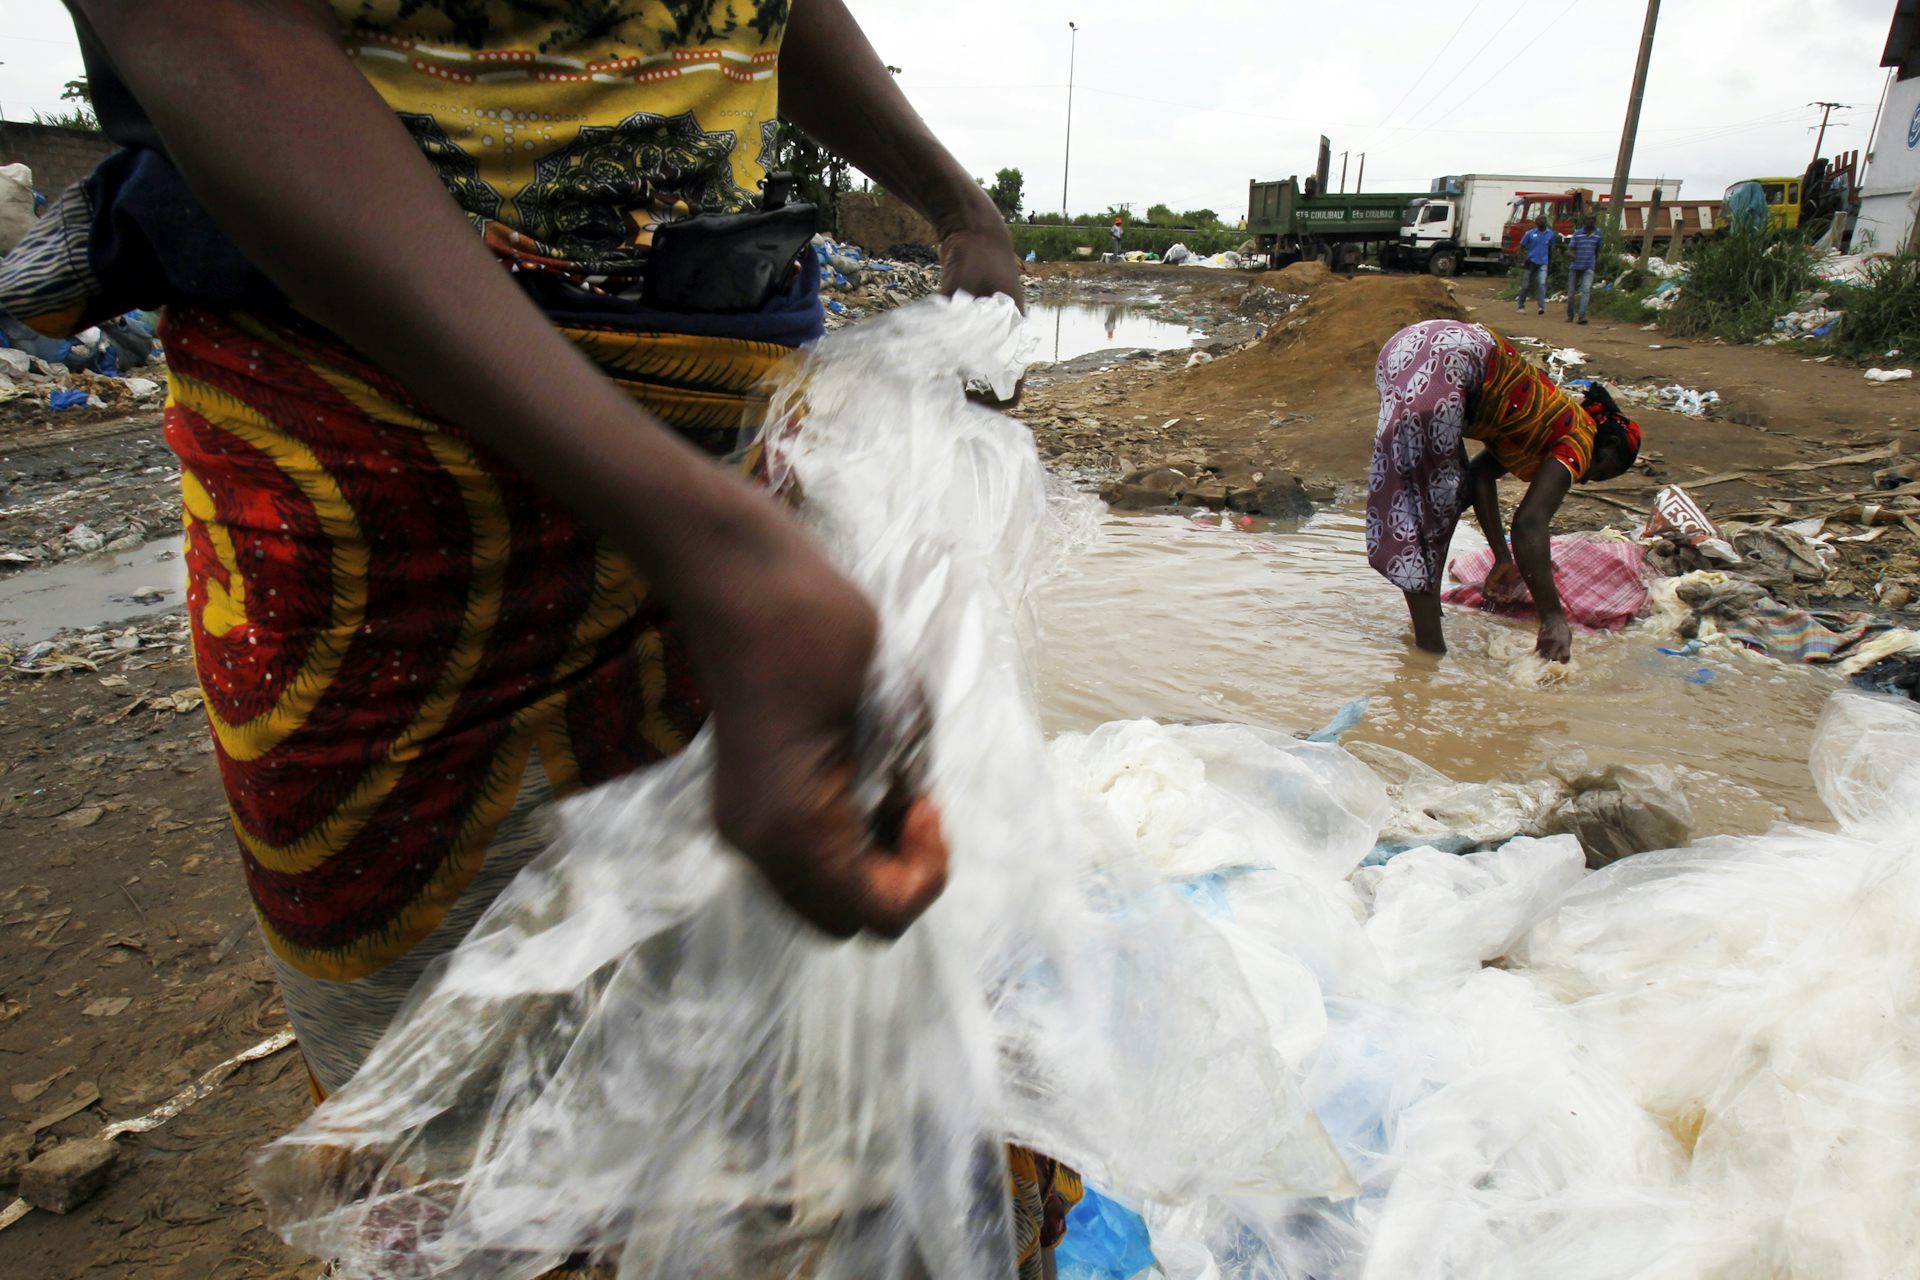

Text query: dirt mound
(1257, 261), (1340, 293)
(1192, 275), (1466, 400)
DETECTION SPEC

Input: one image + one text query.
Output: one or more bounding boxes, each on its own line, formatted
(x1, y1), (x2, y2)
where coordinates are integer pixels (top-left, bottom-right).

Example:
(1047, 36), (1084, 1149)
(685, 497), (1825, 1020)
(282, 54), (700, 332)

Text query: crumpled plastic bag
(1077, 692), (1920, 1280)
(253, 295), (1351, 1280)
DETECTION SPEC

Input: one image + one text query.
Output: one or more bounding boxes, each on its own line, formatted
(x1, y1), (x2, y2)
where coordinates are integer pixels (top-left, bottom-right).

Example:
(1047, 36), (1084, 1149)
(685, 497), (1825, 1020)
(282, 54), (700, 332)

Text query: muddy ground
(1013, 263), (1920, 614)
(2, 264), (1918, 1278)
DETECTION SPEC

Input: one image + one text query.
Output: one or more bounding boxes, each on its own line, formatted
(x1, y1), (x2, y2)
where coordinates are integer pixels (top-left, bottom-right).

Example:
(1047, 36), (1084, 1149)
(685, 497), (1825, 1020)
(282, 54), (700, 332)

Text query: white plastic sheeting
(1056, 693), (1920, 1279)
(253, 296), (1352, 1279)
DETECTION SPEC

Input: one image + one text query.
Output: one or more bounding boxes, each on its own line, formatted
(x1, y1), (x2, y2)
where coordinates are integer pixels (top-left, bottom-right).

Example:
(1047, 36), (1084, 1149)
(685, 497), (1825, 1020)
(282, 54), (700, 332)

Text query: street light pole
(1606, 0), (1661, 227)
(1061, 22), (1078, 223)
(1339, 151), (1349, 194)
(1356, 153), (1366, 194)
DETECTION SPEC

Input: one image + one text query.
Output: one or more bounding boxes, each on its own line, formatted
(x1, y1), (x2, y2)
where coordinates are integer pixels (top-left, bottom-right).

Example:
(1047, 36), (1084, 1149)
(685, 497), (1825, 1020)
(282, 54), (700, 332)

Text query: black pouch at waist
(642, 203), (819, 314)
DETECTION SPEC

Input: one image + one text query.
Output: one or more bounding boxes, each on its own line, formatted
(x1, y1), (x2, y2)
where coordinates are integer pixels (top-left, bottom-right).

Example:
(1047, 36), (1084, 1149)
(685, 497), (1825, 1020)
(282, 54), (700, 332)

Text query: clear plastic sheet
(253, 295), (1350, 1280)
(1062, 694), (1920, 1279)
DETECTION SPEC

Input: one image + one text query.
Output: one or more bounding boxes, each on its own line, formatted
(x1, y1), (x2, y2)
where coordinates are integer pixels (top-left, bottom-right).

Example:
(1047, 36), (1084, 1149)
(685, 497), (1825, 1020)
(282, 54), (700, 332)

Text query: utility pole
(1061, 22), (1078, 223)
(1339, 151), (1349, 194)
(1809, 100), (1849, 169)
(1606, 0), (1660, 228)
(1356, 153), (1366, 194)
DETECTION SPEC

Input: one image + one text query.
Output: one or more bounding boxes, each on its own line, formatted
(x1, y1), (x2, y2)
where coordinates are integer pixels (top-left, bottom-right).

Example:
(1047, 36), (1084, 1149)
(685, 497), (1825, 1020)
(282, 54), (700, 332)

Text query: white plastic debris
(254, 296), (1350, 1280)
(1658, 384), (1721, 417)
(1864, 367), (1913, 383)
(64, 525), (105, 554)
(1056, 693), (1920, 1280)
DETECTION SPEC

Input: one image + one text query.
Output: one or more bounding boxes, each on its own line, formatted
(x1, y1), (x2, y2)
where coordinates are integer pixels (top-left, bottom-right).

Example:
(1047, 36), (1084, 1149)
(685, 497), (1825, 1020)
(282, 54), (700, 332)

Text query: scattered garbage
(1814, 251), (1884, 286)
(1641, 485), (1740, 565)
(1768, 307), (1843, 342)
(1865, 367), (1913, 383)
(814, 236), (941, 329)
(1657, 384), (1721, 417)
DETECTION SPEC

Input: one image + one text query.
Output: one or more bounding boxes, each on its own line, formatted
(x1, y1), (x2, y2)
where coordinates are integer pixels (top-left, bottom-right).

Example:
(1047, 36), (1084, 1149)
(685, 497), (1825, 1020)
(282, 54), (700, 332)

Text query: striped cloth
(1444, 537), (1650, 631)
(1724, 602), (1876, 663)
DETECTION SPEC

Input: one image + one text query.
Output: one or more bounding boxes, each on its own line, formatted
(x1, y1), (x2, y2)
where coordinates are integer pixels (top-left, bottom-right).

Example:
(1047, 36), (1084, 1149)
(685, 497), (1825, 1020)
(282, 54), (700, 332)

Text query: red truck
(1500, 188), (1723, 257)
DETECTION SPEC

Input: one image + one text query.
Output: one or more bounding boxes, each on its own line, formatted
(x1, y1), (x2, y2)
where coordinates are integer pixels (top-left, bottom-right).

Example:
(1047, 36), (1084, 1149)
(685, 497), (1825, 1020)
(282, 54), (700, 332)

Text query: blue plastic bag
(1055, 1187), (1155, 1280)
(49, 389), (91, 411)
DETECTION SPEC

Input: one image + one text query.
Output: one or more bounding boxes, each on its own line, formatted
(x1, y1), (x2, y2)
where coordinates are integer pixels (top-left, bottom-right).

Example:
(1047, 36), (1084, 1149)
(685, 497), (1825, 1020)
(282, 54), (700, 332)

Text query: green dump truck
(1247, 139), (1423, 269)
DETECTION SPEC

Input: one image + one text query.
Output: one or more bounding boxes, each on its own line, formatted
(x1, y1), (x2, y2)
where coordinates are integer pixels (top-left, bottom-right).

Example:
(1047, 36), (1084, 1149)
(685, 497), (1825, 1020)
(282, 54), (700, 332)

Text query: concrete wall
(1858, 73), (1920, 252)
(0, 122), (115, 199)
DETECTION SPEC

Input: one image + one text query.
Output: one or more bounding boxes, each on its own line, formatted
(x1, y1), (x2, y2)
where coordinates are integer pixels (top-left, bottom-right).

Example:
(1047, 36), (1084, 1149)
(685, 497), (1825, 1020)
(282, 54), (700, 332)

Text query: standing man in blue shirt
(1567, 214), (1604, 324)
(1517, 213), (1555, 315)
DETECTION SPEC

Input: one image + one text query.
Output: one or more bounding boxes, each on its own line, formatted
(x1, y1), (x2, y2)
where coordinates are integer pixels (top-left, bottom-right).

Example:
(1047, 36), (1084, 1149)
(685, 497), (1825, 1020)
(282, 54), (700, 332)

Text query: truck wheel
(1311, 244), (1333, 267)
(1429, 250), (1459, 277)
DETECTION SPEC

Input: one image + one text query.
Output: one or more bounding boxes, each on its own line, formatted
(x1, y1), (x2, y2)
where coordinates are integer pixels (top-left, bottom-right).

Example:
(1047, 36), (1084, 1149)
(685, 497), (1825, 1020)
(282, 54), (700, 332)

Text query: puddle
(0, 538), (186, 644)
(1027, 302), (1200, 364)
(1034, 513), (1836, 836)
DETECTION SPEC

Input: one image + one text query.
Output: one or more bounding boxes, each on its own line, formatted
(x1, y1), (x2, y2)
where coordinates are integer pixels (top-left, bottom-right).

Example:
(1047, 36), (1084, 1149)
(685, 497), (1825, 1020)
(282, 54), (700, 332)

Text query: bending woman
(1365, 320), (1641, 661)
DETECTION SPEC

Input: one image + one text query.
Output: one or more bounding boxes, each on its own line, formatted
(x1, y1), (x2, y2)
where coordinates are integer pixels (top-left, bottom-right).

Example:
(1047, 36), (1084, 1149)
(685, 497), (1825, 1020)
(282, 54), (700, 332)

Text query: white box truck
(1385, 174), (1676, 275)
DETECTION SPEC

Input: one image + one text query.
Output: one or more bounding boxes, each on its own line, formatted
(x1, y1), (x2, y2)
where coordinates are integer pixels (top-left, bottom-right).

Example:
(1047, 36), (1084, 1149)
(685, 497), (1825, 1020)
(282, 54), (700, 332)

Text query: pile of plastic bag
(254, 294), (1920, 1280)
(1051, 693), (1920, 1279)
(254, 296), (1352, 1279)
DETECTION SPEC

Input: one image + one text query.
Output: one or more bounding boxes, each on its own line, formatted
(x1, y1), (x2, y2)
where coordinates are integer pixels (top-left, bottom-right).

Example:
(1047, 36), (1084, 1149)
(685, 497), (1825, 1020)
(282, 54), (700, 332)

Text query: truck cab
(1388, 197), (1463, 274)
(1501, 189), (1597, 257)
(1721, 177), (1804, 232)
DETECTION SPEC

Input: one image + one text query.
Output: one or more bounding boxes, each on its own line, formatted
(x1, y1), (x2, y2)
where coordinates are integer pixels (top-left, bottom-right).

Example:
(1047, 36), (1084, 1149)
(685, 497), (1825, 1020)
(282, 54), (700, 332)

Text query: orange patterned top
(1465, 326), (1596, 482)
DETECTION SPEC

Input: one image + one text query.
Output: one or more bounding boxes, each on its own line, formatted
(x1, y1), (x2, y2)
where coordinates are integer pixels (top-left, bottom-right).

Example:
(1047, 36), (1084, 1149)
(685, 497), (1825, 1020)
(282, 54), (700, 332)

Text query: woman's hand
(939, 218), (1024, 311)
(691, 537), (950, 940)
(1535, 614), (1573, 664)
(1483, 560), (1526, 604)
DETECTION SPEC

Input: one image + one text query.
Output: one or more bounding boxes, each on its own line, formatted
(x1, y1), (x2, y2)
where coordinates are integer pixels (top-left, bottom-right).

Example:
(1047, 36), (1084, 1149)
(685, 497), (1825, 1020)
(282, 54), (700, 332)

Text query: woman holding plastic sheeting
(1365, 319), (1641, 661)
(41, 0), (1076, 1275)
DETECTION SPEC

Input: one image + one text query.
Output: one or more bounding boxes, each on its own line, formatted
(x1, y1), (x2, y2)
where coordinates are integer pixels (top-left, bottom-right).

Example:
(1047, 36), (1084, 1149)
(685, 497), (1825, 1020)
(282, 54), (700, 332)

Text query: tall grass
(1664, 224), (1818, 342)
(1830, 248), (1920, 359)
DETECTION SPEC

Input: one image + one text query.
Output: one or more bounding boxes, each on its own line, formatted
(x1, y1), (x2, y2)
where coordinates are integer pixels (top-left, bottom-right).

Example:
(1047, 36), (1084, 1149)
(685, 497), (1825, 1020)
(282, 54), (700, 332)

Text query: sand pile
(1188, 276), (1467, 401)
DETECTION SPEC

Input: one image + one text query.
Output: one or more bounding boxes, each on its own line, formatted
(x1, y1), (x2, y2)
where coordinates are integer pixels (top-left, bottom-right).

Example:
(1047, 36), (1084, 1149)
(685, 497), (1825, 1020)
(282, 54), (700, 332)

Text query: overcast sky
(0, 0), (1902, 218)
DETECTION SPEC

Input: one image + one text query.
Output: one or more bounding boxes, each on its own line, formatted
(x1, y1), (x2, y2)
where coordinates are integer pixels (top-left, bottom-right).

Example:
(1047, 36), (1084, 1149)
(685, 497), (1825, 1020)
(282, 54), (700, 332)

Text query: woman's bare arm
(70, 0), (947, 937)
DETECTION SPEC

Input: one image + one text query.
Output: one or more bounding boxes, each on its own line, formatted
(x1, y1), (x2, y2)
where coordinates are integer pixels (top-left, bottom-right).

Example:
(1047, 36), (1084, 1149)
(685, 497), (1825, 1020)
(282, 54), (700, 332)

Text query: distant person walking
(1567, 215), (1603, 324)
(1517, 214), (1555, 315)
(1110, 216), (1125, 259)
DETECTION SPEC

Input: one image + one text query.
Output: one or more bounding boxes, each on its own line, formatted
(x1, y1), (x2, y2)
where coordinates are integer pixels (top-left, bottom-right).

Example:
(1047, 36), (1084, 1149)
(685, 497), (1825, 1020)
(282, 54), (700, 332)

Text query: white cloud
(0, 0), (1897, 219)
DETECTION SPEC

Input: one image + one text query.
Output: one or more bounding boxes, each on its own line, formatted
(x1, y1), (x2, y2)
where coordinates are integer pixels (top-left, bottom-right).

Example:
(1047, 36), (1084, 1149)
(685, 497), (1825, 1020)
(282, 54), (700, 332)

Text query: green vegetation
(1828, 248), (1920, 360)
(1010, 224), (1245, 263)
(34, 76), (98, 131)
(983, 168), (1024, 220)
(1663, 224), (1819, 343)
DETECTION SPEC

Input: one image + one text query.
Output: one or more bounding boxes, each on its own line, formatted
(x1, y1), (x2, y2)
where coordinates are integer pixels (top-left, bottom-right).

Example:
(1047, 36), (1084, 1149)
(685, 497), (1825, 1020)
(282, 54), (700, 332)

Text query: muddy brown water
(0, 537), (185, 644)
(1028, 302), (1200, 364)
(1034, 513), (1837, 835)
(0, 510), (1837, 835)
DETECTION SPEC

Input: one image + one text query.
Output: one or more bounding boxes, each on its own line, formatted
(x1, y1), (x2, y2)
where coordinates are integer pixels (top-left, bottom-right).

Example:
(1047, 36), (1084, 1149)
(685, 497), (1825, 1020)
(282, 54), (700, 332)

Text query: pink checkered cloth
(1443, 536), (1650, 631)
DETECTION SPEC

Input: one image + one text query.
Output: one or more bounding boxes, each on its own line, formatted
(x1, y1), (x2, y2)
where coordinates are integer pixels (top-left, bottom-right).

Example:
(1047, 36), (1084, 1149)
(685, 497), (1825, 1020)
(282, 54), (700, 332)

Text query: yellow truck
(1720, 152), (1860, 236)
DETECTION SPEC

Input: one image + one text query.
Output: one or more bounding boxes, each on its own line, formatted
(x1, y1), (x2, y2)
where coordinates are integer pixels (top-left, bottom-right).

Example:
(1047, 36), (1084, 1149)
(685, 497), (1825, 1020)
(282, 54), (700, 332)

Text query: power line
(1402, 0), (1531, 124)
(1428, 0), (1582, 129)
(1357, 0), (1489, 152)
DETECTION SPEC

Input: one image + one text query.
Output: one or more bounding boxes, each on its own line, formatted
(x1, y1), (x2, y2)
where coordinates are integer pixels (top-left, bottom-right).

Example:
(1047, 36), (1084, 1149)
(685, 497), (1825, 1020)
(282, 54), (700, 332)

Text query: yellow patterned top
(332, 1), (790, 275)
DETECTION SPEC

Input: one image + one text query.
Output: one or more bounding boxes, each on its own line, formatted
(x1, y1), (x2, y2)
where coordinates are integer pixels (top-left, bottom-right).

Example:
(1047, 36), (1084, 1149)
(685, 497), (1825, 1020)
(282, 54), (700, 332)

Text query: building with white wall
(1858, 2), (1920, 252)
